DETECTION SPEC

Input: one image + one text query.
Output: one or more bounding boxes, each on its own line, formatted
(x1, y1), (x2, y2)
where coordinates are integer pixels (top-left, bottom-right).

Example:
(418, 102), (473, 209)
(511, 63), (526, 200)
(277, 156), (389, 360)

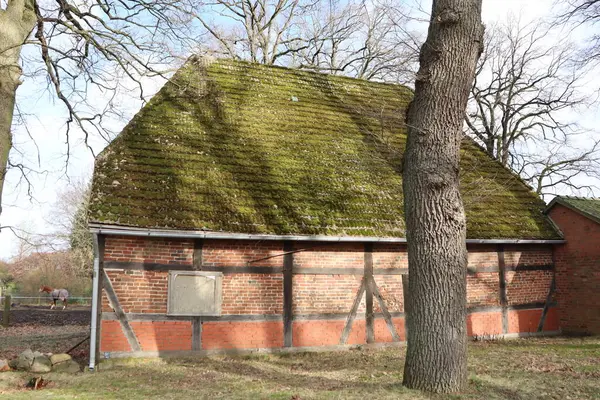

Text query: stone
(0, 359), (10, 372)
(8, 359), (17, 369)
(50, 353), (72, 365)
(30, 356), (52, 373)
(16, 349), (35, 370)
(52, 360), (81, 373)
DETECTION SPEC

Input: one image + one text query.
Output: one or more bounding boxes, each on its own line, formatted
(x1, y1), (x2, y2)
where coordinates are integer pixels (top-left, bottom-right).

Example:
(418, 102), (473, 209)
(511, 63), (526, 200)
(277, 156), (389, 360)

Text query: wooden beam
(101, 304), (553, 323)
(537, 275), (556, 332)
(364, 243), (374, 344)
(104, 261), (554, 276)
(370, 279), (400, 341)
(340, 278), (366, 345)
(498, 244), (508, 334)
(102, 313), (285, 322)
(283, 241), (294, 347)
(505, 264), (554, 272)
(103, 261), (283, 274)
(193, 239), (203, 270)
(293, 267), (408, 275)
(2, 295), (10, 327)
(102, 270), (141, 352)
(192, 317), (202, 350)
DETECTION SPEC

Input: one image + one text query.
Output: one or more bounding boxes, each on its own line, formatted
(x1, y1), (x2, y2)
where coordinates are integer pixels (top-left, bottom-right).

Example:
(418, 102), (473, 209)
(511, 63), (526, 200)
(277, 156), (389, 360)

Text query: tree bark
(0, 0), (36, 216)
(402, 0), (483, 393)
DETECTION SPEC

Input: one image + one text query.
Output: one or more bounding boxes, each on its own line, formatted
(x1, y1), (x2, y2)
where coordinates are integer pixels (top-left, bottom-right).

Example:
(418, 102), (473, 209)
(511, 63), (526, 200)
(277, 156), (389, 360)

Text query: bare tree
(45, 178), (93, 276)
(0, 0), (197, 216)
(555, 0), (600, 64)
(402, 0), (483, 392)
(194, 0), (309, 64)
(465, 18), (598, 195)
(293, 0), (420, 83)
(192, 0), (421, 83)
(515, 139), (600, 196)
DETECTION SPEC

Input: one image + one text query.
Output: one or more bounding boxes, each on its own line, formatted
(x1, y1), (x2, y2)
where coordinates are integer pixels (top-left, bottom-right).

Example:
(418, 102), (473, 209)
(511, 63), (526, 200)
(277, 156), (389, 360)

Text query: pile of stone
(0, 349), (80, 373)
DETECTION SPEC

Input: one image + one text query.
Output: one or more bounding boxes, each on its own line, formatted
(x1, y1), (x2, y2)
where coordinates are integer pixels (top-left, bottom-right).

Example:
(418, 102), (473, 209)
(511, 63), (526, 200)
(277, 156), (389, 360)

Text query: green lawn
(1, 337), (599, 399)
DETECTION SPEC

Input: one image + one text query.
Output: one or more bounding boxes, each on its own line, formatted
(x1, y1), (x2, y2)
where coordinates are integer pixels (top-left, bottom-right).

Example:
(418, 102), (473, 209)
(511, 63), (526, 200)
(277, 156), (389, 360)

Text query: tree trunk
(402, 0), (483, 393)
(0, 0), (36, 216)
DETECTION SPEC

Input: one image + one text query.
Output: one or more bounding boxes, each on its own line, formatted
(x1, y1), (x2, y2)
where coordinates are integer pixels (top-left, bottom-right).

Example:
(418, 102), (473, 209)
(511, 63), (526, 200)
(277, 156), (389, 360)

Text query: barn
(86, 57), (563, 368)
(546, 197), (600, 335)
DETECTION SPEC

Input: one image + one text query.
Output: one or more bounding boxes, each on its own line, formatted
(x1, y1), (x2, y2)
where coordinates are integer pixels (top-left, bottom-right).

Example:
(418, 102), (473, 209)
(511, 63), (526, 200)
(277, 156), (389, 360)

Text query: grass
(1, 337), (599, 399)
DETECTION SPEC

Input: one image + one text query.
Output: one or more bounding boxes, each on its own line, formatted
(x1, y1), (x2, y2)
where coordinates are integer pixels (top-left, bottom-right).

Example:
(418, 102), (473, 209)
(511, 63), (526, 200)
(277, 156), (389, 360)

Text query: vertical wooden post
(538, 248), (557, 332)
(193, 239), (203, 270)
(192, 317), (202, 350)
(283, 241), (294, 347)
(2, 295), (10, 327)
(402, 273), (409, 341)
(364, 243), (374, 344)
(498, 244), (508, 334)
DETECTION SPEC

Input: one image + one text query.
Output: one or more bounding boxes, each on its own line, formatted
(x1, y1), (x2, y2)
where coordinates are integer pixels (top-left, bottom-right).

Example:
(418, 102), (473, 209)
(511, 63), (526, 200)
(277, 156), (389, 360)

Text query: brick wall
(467, 245), (498, 268)
(222, 274), (283, 314)
(467, 312), (502, 336)
(131, 321), (192, 351)
(508, 308), (559, 334)
(293, 274), (363, 314)
(99, 236), (557, 354)
(103, 270), (168, 314)
(505, 270), (552, 305)
(104, 236), (193, 264)
(372, 244), (408, 269)
(202, 321), (284, 349)
(373, 275), (404, 313)
(203, 240), (283, 267)
(293, 242), (364, 269)
(467, 273), (500, 307)
(100, 320), (131, 352)
(549, 204), (600, 334)
(504, 244), (553, 267)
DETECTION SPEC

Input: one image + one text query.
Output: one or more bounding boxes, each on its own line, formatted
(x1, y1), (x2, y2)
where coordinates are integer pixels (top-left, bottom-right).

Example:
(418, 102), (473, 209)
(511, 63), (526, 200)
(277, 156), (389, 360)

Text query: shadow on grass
(5, 339), (600, 399)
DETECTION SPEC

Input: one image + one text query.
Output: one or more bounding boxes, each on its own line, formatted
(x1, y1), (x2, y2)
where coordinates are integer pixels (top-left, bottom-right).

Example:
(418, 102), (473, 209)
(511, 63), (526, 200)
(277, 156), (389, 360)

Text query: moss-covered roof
(546, 196), (600, 225)
(89, 57), (561, 240)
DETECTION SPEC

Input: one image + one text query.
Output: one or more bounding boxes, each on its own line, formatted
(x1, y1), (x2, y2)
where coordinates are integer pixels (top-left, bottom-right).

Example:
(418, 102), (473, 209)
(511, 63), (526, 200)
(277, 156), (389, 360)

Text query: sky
(0, 0), (596, 260)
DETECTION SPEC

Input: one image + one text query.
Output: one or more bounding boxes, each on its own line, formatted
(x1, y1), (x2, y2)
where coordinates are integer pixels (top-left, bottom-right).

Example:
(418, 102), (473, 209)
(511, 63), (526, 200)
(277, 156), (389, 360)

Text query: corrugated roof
(546, 196), (600, 225)
(88, 57), (561, 240)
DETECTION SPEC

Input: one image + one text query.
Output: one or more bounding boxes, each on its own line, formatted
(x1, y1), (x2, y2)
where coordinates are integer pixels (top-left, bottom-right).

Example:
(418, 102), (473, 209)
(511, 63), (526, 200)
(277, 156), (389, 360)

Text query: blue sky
(0, 0), (597, 260)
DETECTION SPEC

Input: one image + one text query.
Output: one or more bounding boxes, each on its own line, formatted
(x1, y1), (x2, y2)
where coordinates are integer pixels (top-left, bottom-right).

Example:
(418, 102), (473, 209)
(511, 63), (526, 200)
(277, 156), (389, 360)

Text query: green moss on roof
(547, 196), (600, 224)
(89, 57), (561, 240)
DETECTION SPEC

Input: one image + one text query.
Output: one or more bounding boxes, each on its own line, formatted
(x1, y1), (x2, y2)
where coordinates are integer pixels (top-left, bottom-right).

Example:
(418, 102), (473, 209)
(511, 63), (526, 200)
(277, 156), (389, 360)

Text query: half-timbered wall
(99, 235), (559, 355)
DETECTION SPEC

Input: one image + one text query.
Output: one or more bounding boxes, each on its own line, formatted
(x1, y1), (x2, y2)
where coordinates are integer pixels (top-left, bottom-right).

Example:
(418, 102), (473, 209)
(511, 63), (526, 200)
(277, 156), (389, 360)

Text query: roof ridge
(556, 195), (600, 201)
(196, 55), (415, 91)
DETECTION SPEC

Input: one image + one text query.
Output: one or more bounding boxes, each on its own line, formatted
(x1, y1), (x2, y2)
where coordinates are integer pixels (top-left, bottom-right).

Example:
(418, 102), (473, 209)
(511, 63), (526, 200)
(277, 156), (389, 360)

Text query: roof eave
(88, 223), (565, 244)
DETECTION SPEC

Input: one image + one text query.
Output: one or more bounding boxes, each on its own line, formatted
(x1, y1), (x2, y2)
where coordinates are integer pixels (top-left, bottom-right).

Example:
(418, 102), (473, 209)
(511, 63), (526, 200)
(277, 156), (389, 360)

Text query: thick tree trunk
(402, 0), (483, 393)
(0, 0), (36, 216)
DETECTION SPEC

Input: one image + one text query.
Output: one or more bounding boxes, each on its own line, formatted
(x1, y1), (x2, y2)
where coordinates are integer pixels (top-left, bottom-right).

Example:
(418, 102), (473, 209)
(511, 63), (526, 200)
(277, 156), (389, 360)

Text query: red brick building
(87, 58), (563, 368)
(546, 197), (600, 335)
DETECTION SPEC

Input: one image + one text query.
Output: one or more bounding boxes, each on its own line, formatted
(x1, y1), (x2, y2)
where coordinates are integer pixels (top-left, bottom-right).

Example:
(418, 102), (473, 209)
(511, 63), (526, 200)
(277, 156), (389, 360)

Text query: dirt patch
(0, 306), (90, 327)
(0, 307), (90, 365)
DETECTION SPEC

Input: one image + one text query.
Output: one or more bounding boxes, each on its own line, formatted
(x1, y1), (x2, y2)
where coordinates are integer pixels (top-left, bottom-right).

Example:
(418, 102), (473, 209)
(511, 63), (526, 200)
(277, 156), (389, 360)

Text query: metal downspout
(88, 233), (101, 371)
